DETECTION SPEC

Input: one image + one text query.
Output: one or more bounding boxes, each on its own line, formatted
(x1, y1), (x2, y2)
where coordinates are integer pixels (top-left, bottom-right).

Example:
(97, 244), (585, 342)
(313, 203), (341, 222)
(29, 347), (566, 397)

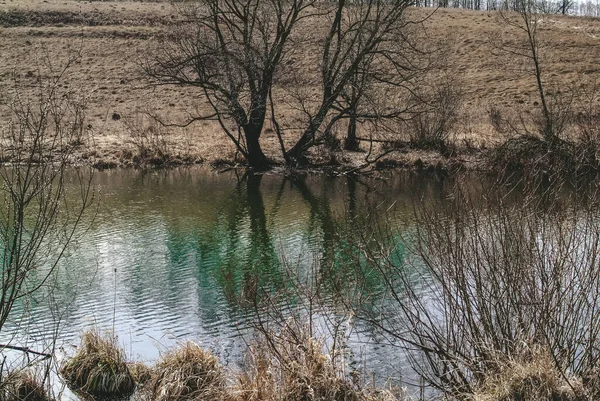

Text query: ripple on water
(5, 168), (422, 400)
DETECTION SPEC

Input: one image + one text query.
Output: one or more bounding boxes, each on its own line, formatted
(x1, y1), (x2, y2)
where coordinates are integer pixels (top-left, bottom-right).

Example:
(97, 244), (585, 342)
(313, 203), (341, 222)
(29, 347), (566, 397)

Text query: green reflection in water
(3, 167), (452, 366)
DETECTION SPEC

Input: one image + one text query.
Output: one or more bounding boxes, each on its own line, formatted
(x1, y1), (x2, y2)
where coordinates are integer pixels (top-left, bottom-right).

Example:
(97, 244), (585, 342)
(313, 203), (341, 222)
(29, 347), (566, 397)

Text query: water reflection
(1, 167), (457, 391)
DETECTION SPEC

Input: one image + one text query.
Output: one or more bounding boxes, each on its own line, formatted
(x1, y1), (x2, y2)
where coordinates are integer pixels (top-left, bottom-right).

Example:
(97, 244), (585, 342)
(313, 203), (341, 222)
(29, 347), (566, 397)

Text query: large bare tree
(147, 0), (417, 168)
(284, 0), (417, 163)
(146, 0), (314, 169)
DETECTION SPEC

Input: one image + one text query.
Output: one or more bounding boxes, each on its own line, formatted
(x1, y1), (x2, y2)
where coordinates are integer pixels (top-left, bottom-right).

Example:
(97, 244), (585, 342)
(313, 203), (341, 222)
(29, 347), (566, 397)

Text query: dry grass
(128, 362), (153, 388)
(150, 342), (228, 401)
(234, 323), (403, 401)
(473, 347), (587, 401)
(0, 370), (53, 401)
(59, 330), (135, 397)
(65, 330), (404, 401)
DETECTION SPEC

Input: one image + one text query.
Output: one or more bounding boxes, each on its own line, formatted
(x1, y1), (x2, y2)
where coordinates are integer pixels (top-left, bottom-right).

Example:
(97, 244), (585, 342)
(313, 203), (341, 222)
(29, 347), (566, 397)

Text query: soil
(1, 0), (599, 172)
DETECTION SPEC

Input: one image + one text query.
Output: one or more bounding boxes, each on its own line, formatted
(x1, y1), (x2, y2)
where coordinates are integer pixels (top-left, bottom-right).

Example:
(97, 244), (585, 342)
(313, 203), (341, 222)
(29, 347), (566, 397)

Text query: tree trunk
(286, 107), (330, 164)
(344, 114), (359, 151)
(286, 127), (314, 165)
(245, 126), (270, 169)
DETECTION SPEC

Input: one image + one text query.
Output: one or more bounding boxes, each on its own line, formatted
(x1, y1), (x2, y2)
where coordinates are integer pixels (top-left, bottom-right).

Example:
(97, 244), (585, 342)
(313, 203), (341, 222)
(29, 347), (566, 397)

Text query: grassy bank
(59, 326), (600, 401)
(59, 329), (404, 401)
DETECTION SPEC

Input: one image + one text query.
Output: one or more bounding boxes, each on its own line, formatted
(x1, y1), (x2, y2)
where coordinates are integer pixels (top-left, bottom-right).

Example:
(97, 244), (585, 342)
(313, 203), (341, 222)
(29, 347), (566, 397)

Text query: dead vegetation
(0, 370), (53, 401)
(473, 347), (587, 401)
(234, 324), (403, 401)
(342, 172), (600, 400)
(68, 327), (404, 401)
(149, 342), (227, 401)
(60, 330), (135, 397)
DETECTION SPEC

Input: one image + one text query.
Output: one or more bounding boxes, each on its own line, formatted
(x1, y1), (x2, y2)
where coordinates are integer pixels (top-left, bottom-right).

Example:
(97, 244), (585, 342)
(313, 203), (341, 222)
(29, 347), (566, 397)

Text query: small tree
(488, 0), (583, 175)
(0, 53), (94, 382)
(495, 0), (567, 143)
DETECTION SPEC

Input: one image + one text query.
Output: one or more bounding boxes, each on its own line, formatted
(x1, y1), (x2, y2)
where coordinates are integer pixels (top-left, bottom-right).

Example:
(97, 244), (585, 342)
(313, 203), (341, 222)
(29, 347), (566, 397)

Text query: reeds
(234, 323), (403, 401)
(59, 330), (135, 397)
(63, 329), (404, 401)
(128, 362), (153, 388)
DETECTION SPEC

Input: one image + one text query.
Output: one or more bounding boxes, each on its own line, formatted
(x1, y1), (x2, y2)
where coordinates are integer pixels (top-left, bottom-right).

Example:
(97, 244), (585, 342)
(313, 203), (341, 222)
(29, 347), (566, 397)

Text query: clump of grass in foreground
(60, 330), (135, 397)
(151, 342), (228, 401)
(128, 362), (153, 389)
(473, 347), (586, 401)
(0, 370), (53, 401)
(235, 323), (403, 401)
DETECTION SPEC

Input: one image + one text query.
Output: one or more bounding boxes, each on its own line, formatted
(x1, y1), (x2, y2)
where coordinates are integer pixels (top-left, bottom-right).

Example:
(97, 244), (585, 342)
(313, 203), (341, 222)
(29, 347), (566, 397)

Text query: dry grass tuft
(0, 370), (53, 401)
(128, 362), (153, 388)
(60, 330), (135, 397)
(151, 342), (228, 401)
(473, 348), (586, 401)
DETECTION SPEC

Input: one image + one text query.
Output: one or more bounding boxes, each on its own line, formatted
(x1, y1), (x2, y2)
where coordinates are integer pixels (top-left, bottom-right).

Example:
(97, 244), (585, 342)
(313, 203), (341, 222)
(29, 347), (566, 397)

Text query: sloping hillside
(0, 0), (599, 168)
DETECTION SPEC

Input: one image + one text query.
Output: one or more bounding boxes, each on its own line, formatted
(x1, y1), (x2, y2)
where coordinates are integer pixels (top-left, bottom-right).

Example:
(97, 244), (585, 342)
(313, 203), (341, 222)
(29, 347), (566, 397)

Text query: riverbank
(0, 1), (599, 173)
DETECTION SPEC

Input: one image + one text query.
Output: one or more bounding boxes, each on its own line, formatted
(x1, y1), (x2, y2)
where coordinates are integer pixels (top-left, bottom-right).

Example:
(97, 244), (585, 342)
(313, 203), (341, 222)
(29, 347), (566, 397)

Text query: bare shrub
(488, 105), (509, 135)
(488, 87), (598, 177)
(486, 95), (581, 177)
(488, 134), (577, 176)
(351, 177), (600, 399)
(124, 113), (172, 167)
(60, 330), (135, 397)
(235, 318), (404, 401)
(535, 90), (573, 140)
(573, 83), (600, 171)
(407, 77), (462, 155)
(0, 50), (93, 396)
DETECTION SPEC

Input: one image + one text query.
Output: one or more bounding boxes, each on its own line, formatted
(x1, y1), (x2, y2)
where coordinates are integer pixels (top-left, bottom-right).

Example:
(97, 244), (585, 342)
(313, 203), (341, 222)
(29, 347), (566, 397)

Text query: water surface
(2, 167), (455, 395)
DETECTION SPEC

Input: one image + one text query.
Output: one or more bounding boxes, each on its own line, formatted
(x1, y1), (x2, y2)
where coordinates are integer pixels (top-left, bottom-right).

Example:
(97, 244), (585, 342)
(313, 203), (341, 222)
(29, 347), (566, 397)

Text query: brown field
(1, 0), (599, 170)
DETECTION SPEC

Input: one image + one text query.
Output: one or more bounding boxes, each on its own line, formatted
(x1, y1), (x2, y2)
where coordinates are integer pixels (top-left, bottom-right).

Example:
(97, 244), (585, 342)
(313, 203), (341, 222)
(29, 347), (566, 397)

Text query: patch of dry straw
(151, 341), (228, 401)
(0, 370), (52, 401)
(60, 330), (135, 397)
(234, 324), (403, 401)
(473, 347), (586, 401)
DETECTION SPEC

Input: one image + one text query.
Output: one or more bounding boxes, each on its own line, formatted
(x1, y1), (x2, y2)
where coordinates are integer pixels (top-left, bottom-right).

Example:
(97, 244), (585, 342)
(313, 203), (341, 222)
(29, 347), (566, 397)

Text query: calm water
(1, 167), (454, 396)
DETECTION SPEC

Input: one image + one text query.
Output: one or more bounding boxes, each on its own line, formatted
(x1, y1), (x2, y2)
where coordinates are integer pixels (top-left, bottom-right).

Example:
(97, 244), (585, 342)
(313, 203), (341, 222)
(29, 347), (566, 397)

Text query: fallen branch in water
(0, 344), (52, 359)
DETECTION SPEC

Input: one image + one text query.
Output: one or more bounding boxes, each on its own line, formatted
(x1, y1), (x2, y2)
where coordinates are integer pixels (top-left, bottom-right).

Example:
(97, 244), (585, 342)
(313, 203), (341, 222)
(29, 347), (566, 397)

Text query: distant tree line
(413, 0), (599, 15)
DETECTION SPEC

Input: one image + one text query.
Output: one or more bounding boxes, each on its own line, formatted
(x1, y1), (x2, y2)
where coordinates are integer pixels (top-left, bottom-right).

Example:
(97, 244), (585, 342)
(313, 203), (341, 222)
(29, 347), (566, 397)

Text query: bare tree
(284, 0), (416, 164)
(146, 0), (314, 169)
(487, 1), (585, 176)
(494, 0), (572, 143)
(147, 0), (418, 168)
